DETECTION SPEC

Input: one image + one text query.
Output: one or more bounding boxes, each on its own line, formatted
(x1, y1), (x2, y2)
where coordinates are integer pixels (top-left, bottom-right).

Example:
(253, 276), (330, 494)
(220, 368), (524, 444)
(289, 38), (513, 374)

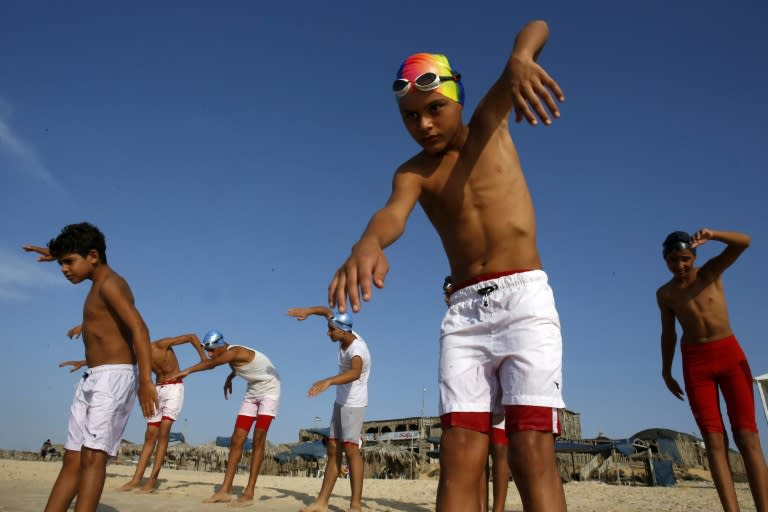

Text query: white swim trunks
(65, 364), (137, 456)
(439, 270), (565, 416)
(147, 380), (184, 424)
(238, 395), (280, 418)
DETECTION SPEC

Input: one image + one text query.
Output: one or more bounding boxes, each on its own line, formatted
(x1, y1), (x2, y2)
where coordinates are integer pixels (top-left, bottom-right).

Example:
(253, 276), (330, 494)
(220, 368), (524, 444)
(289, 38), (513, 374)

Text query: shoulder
(395, 153), (436, 179)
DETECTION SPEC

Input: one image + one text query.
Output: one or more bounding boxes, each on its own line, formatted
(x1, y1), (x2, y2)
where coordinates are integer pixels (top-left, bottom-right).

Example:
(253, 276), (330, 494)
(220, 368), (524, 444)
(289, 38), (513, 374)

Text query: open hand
(663, 374), (685, 401)
(22, 245), (55, 262)
(690, 229), (714, 249)
(308, 379), (331, 397)
(59, 360), (87, 373)
(508, 55), (564, 126)
(224, 374), (235, 400)
(138, 381), (159, 418)
(328, 238), (389, 313)
(67, 325), (82, 339)
(286, 308), (310, 321)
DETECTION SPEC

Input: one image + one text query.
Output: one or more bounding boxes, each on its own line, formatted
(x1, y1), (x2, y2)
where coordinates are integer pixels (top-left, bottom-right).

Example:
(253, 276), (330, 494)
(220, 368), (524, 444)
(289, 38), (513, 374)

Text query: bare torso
(657, 268), (733, 344)
(151, 344), (181, 383)
(81, 271), (137, 367)
(408, 122), (541, 284)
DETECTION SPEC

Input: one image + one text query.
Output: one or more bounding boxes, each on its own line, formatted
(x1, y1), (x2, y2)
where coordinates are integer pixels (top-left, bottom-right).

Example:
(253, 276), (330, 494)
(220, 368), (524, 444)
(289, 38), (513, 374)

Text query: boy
(287, 306), (371, 512)
(63, 325), (208, 493)
(23, 222), (156, 512)
(657, 229), (768, 512)
(328, 20), (566, 512)
(168, 329), (280, 506)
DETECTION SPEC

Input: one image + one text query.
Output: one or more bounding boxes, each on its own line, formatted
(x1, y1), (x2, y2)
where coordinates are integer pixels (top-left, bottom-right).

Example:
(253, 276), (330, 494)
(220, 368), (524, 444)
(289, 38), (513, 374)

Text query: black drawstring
(477, 284), (498, 306)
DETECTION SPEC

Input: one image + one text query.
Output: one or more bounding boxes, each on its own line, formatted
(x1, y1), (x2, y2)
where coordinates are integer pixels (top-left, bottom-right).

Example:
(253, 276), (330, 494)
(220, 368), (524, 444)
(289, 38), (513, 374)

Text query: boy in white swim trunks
(168, 330), (280, 506)
(287, 306), (372, 512)
(61, 329), (207, 493)
(329, 20), (566, 512)
(23, 223), (157, 512)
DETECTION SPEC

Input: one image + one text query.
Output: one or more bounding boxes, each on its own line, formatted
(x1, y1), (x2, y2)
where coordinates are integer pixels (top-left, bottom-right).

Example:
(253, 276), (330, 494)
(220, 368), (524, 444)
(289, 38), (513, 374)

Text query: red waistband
(681, 335), (738, 354)
(451, 269), (532, 295)
(157, 378), (183, 386)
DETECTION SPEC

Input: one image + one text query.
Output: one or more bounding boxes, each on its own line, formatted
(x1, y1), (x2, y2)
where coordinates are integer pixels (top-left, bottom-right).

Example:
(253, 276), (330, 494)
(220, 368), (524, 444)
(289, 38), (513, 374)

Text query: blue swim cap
(202, 329), (225, 349)
(328, 312), (353, 332)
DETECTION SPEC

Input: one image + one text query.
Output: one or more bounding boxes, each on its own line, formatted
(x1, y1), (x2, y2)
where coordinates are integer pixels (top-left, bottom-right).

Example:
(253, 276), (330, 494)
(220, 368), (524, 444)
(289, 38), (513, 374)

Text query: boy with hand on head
(329, 20), (566, 512)
(287, 306), (371, 512)
(167, 329), (280, 506)
(657, 229), (768, 512)
(61, 327), (208, 493)
(23, 223), (157, 512)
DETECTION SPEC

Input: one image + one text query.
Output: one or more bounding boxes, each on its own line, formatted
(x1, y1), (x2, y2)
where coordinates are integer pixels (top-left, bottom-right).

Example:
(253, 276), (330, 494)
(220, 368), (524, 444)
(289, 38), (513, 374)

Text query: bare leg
(703, 432), (741, 512)
(507, 431), (565, 512)
(491, 443), (509, 512)
(300, 440), (341, 512)
(436, 427), (489, 512)
(733, 430), (768, 512)
(343, 442), (364, 511)
(232, 427), (268, 506)
(117, 425), (159, 491)
(44, 449), (81, 512)
(138, 420), (174, 493)
(203, 425), (249, 503)
(73, 447), (109, 512)
(480, 458), (489, 512)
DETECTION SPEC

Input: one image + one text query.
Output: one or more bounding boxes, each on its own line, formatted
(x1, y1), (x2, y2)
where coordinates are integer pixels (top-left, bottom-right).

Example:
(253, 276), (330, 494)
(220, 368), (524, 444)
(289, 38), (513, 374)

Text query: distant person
(62, 325), (208, 493)
(23, 223), (156, 512)
(327, 20), (566, 511)
(167, 330), (280, 506)
(657, 229), (768, 512)
(40, 439), (53, 461)
(287, 306), (371, 512)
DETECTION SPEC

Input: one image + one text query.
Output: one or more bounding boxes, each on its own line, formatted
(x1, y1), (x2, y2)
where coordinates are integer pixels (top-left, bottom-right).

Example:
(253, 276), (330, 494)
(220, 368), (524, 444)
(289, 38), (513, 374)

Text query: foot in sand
(203, 490), (233, 503)
(135, 478), (158, 494)
(115, 480), (141, 492)
(300, 503), (329, 512)
(228, 495), (254, 508)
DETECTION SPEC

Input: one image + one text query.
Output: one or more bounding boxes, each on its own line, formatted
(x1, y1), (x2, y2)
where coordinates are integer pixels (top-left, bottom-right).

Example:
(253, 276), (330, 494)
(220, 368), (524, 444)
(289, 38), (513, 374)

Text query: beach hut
(362, 442), (420, 479)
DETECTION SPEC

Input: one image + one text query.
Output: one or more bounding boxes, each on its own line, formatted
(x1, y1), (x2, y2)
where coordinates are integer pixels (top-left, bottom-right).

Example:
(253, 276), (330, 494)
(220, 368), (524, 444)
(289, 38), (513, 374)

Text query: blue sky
(2, 1), (767, 453)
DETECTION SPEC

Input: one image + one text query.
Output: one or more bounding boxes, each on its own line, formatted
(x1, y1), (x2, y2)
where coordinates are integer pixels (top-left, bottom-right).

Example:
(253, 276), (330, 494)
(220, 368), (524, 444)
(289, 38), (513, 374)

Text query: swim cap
(662, 231), (696, 256)
(202, 329), (225, 349)
(396, 53), (464, 105)
(328, 312), (353, 333)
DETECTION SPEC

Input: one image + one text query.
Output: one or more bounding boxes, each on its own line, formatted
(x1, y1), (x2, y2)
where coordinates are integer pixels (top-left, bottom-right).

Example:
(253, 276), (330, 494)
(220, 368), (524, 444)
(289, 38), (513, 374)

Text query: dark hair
(48, 222), (108, 263)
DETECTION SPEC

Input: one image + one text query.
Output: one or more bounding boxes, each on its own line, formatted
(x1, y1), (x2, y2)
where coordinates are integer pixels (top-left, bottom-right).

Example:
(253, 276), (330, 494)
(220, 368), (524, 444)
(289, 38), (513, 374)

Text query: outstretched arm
(22, 245), (55, 262)
(308, 356), (363, 397)
(693, 229), (751, 279)
(287, 306), (334, 321)
(154, 333), (208, 363)
(329, 168), (422, 313)
(471, 20), (564, 131)
(657, 292), (684, 401)
(59, 360), (88, 373)
(171, 348), (240, 380)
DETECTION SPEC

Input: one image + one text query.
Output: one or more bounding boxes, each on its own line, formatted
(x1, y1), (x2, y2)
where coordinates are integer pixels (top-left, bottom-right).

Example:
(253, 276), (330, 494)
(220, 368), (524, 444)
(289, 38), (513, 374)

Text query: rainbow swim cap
(396, 53), (464, 105)
(328, 312), (353, 333)
(202, 329), (225, 349)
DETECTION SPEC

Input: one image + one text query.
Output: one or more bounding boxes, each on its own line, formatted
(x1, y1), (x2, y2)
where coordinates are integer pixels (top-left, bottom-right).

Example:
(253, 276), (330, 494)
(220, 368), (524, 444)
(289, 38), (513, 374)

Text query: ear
(86, 249), (101, 264)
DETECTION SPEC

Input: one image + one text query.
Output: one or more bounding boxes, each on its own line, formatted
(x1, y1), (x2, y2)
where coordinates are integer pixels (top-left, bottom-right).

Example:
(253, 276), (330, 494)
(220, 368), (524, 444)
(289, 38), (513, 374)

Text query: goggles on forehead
(392, 72), (461, 98)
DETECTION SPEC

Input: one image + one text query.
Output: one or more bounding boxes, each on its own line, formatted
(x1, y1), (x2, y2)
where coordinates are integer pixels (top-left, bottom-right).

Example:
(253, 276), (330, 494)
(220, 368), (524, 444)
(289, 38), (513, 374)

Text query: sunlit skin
(328, 20), (566, 512)
(657, 228), (768, 512)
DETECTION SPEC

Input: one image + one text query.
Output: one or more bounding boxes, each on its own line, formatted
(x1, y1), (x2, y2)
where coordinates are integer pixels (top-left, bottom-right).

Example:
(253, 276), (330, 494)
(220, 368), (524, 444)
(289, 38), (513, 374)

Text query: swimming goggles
(392, 72), (461, 98)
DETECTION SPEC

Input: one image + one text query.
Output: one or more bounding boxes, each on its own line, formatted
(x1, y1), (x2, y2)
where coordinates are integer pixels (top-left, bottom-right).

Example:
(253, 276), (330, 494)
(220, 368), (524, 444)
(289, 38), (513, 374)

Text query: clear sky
(1, 1), (767, 452)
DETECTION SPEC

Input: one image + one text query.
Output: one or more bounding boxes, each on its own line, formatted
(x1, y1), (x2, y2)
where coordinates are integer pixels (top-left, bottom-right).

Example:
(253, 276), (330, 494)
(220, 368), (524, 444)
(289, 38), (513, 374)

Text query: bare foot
(135, 478), (158, 494)
(203, 491), (233, 503)
(115, 480), (140, 492)
(299, 503), (329, 512)
(228, 495), (254, 508)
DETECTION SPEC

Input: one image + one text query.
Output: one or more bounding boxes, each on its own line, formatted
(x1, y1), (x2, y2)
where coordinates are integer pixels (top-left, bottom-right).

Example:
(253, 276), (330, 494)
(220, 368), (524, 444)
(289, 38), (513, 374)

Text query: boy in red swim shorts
(329, 20), (566, 512)
(657, 228), (768, 512)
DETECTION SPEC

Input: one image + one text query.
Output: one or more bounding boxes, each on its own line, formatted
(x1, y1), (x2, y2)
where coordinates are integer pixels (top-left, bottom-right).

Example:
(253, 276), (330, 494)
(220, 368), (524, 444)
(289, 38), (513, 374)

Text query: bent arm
(287, 306), (334, 321)
(178, 348), (238, 378)
(154, 333), (207, 362)
(697, 229), (751, 279)
(327, 356), (363, 386)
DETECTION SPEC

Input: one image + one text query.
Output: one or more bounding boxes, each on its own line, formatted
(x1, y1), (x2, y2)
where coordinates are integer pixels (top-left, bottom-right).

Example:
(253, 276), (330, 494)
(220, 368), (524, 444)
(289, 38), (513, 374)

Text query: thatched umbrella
(363, 443), (420, 479)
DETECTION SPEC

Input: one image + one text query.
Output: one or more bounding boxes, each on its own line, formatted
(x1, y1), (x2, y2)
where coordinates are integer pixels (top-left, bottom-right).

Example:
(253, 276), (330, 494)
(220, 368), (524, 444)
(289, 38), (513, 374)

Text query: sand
(0, 459), (759, 511)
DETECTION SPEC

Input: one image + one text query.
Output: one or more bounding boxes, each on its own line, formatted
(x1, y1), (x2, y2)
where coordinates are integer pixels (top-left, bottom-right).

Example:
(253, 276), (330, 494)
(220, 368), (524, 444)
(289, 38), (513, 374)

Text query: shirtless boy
(168, 330), (281, 506)
(23, 222), (156, 512)
(287, 307), (372, 512)
(657, 229), (768, 512)
(329, 20), (566, 512)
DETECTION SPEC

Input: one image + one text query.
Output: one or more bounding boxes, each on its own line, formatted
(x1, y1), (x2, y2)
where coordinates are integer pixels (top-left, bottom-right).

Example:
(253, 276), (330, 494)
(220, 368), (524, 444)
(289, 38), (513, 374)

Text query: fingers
(371, 254), (389, 290)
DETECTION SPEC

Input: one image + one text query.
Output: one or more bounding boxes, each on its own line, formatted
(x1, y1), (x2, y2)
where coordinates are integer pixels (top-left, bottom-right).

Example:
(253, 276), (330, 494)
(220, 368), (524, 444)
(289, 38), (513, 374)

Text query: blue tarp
(652, 460), (676, 486)
(216, 436), (253, 450)
(274, 440), (327, 462)
(168, 432), (185, 443)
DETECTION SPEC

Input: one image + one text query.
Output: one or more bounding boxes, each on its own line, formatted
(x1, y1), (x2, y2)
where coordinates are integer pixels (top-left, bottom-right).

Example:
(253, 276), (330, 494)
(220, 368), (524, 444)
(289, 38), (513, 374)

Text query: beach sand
(0, 459), (758, 511)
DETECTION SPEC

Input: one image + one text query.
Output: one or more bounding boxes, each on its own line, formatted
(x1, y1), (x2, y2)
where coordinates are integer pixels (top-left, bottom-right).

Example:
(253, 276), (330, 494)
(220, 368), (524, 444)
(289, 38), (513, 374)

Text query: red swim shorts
(682, 335), (757, 433)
